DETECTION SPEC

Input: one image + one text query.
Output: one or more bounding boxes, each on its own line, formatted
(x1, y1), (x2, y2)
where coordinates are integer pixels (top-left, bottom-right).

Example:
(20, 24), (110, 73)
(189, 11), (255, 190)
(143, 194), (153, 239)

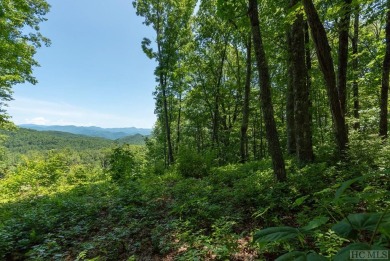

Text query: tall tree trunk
(161, 117), (168, 167)
(248, 0), (286, 181)
(352, 9), (360, 130)
(259, 109), (265, 159)
(379, 0), (390, 138)
(212, 40), (228, 149)
(252, 115), (258, 160)
(286, 30), (296, 155)
(161, 74), (174, 165)
(240, 35), (252, 163)
(304, 21), (314, 161)
(303, 0), (349, 154)
(176, 91), (182, 153)
(156, 8), (174, 166)
(290, 2), (314, 163)
(337, 0), (352, 115)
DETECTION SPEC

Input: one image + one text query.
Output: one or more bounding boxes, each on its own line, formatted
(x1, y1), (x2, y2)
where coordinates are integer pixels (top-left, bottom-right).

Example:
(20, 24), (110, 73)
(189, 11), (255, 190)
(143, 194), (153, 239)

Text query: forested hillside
(3, 128), (114, 153)
(1, 128), (147, 154)
(0, 0), (389, 260)
(116, 134), (147, 145)
(19, 124), (152, 140)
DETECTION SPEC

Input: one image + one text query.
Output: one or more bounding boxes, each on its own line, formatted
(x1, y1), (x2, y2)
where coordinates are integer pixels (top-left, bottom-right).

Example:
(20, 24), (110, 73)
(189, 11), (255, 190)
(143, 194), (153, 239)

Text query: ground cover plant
(0, 133), (388, 260)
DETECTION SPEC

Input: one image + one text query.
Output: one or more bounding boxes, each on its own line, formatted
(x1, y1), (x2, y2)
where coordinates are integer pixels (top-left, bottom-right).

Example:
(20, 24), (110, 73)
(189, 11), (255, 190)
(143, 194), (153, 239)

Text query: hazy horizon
(19, 123), (153, 130)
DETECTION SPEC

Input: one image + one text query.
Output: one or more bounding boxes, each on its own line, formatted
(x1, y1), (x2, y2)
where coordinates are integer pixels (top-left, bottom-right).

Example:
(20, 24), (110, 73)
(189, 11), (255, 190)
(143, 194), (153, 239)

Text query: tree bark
(337, 0), (352, 115)
(304, 21), (314, 161)
(290, 2), (314, 163)
(352, 9), (360, 130)
(160, 74), (174, 165)
(176, 91), (182, 153)
(379, 0), (390, 138)
(248, 0), (286, 181)
(240, 35), (252, 163)
(252, 114), (257, 160)
(156, 6), (174, 166)
(286, 29), (296, 155)
(303, 0), (349, 154)
(212, 39), (228, 149)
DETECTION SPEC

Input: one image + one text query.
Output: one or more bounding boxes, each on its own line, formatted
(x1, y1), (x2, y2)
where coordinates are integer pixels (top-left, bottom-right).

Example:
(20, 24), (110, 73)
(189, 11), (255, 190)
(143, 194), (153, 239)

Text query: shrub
(106, 145), (140, 181)
(176, 148), (214, 178)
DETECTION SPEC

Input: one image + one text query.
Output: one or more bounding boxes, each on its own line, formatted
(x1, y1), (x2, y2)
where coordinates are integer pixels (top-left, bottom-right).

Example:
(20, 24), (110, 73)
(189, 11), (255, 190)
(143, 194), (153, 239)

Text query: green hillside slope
(3, 128), (115, 153)
(115, 134), (146, 145)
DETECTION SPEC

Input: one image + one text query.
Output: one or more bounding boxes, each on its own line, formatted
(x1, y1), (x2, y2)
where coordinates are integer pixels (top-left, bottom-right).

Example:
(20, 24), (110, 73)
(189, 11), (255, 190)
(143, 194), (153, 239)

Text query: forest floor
(0, 137), (389, 260)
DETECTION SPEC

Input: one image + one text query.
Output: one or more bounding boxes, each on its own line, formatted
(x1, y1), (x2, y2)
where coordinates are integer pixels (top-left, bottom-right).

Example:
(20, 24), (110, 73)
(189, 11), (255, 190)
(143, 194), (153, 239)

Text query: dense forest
(0, 0), (389, 260)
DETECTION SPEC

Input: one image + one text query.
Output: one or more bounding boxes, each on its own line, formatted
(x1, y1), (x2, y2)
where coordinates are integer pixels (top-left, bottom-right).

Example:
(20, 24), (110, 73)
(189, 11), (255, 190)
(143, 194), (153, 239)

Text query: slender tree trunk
(303, 0), (348, 154)
(305, 21), (312, 91)
(161, 117), (168, 167)
(156, 8), (174, 166)
(176, 91), (182, 153)
(290, 2), (314, 163)
(160, 74), (174, 165)
(379, 0), (390, 138)
(212, 40), (228, 149)
(352, 9), (360, 130)
(337, 0), (352, 115)
(304, 21), (314, 161)
(248, 0), (286, 181)
(318, 92), (325, 144)
(286, 29), (296, 155)
(213, 92), (220, 148)
(252, 117), (257, 160)
(240, 36), (252, 163)
(259, 110), (264, 159)
(280, 91), (285, 124)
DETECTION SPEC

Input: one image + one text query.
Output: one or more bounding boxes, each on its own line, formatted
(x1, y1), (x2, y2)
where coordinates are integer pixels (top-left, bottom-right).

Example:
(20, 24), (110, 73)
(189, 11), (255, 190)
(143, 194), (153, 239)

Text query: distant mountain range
(2, 128), (148, 154)
(19, 124), (152, 140)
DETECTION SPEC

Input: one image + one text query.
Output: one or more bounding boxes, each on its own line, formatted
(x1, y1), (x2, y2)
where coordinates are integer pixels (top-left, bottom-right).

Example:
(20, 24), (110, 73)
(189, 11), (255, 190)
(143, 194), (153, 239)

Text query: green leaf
(293, 195), (310, 208)
(276, 251), (327, 261)
(332, 213), (390, 238)
(252, 206), (270, 218)
(379, 223), (390, 237)
(334, 243), (389, 261)
(302, 216), (329, 231)
(141, 37), (154, 59)
(334, 176), (362, 201)
(253, 226), (300, 243)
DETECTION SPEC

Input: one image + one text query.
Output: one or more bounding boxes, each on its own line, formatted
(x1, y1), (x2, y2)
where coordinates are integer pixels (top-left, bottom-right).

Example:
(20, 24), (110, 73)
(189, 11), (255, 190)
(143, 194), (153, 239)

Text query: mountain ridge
(19, 124), (152, 140)
(3, 128), (147, 154)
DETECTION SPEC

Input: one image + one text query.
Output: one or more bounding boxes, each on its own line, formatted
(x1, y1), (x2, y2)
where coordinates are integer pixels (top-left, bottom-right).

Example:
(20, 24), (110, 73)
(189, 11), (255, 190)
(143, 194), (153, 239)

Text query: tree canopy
(0, 0), (50, 123)
(133, 0), (390, 178)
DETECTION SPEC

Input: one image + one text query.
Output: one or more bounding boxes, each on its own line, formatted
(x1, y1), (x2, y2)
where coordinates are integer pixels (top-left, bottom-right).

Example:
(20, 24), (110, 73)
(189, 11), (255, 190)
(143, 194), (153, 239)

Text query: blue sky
(8, 0), (157, 128)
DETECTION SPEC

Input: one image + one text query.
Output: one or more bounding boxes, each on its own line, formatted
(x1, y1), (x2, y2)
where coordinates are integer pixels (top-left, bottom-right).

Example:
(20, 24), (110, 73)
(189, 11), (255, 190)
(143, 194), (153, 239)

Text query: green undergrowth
(0, 137), (389, 260)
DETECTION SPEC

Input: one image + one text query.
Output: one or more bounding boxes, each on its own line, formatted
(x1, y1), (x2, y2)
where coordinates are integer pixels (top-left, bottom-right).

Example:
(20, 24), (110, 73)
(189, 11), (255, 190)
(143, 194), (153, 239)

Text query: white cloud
(26, 117), (50, 125)
(25, 117), (88, 126)
(7, 97), (155, 128)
